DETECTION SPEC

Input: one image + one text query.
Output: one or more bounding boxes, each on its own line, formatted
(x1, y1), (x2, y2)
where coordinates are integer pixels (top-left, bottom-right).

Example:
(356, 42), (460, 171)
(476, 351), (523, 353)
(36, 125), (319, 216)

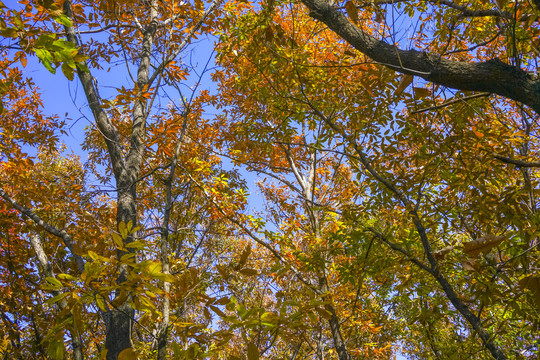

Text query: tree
(215, 0), (540, 358)
(0, 0), (250, 359)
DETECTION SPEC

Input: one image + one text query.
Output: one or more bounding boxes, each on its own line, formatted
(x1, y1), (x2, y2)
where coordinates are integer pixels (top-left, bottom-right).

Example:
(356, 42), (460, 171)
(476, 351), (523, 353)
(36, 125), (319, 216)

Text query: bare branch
(412, 92), (490, 114)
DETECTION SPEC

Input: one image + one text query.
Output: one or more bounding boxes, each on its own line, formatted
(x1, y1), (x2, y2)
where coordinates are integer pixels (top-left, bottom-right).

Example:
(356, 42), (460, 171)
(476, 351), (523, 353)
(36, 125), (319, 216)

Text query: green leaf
(45, 277), (63, 289)
(76, 62), (89, 73)
(61, 62), (74, 80)
(112, 233), (124, 248)
(33, 48), (56, 73)
(95, 294), (107, 312)
(54, 15), (73, 27)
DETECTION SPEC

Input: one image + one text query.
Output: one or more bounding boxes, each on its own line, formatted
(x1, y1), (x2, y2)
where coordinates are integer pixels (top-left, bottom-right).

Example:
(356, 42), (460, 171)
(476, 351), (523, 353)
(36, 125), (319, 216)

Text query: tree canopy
(1, 0), (540, 359)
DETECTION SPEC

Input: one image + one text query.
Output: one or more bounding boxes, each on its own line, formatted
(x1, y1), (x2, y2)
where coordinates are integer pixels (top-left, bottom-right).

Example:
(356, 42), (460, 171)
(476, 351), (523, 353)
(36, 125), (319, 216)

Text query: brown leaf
(216, 265), (229, 280)
(118, 348), (137, 360)
(235, 244), (251, 270)
(264, 26), (274, 42)
(239, 268), (259, 276)
(461, 258), (480, 272)
(395, 74), (413, 97)
(374, 9), (385, 23)
(413, 87), (431, 98)
(345, 1), (359, 24)
(209, 305), (227, 318)
(315, 307), (333, 320)
(463, 234), (505, 258)
(519, 276), (540, 309)
(433, 245), (454, 261)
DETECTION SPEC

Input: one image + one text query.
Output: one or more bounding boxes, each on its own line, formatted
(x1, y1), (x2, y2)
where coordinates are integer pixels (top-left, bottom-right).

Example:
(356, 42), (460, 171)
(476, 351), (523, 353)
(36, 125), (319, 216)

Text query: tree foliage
(1, 0), (540, 359)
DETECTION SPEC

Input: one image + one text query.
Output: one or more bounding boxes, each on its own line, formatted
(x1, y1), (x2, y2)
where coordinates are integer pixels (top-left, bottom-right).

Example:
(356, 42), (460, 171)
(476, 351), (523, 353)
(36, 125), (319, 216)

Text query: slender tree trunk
(319, 277), (351, 360)
(28, 235), (84, 360)
(105, 184), (137, 360)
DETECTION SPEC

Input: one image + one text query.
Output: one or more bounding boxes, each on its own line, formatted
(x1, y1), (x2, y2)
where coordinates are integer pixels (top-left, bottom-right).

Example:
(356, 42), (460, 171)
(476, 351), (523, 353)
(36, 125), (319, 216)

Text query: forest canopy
(0, 0), (539, 359)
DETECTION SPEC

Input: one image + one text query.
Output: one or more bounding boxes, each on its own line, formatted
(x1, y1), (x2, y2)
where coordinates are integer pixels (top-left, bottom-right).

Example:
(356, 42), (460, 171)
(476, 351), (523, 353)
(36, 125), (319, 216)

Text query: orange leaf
(395, 74), (413, 97)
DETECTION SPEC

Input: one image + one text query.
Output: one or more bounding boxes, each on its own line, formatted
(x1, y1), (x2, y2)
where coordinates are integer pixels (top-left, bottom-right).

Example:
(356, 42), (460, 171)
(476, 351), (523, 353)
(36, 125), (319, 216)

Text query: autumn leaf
(395, 74), (413, 97)
(462, 234), (506, 258)
(519, 276), (540, 309)
(118, 348), (137, 360)
(235, 243), (251, 270)
(344, 1), (359, 24)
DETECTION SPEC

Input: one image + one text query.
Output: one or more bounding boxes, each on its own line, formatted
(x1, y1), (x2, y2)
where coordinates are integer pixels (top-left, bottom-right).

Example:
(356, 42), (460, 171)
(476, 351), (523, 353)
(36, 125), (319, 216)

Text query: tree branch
(300, 0), (540, 114)
(412, 92), (490, 114)
(62, 0), (126, 180)
(492, 152), (540, 167)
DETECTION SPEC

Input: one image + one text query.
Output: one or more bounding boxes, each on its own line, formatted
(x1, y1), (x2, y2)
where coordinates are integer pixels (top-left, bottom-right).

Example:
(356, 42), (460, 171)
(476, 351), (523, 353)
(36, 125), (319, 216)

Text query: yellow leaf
(112, 233), (124, 248)
(57, 273), (77, 281)
(119, 222), (128, 239)
(95, 294), (107, 312)
(235, 244), (251, 270)
(118, 348), (137, 360)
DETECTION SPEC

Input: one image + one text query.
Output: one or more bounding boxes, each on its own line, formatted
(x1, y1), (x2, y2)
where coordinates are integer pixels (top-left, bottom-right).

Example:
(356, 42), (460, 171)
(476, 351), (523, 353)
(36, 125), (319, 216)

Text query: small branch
(412, 92), (490, 114)
(147, 0), (223, 87)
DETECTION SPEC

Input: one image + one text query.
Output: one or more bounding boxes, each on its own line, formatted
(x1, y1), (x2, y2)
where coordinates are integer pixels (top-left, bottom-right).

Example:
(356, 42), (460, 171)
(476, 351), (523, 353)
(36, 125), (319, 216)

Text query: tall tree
(0, 0), (250, 359)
